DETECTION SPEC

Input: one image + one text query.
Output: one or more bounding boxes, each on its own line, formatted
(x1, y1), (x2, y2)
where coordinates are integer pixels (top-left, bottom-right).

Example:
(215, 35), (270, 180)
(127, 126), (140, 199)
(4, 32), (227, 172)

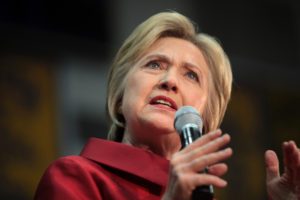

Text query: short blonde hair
(106, 11), (232, 141)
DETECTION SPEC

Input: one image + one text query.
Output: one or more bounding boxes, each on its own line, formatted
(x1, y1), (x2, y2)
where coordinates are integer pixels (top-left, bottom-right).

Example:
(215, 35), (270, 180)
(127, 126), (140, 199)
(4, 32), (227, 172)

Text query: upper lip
(149, 95), (178, 110)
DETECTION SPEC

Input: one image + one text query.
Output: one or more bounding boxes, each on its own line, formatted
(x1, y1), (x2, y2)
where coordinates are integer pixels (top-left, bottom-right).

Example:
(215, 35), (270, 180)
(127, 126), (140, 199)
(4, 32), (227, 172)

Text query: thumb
(265, 150), (280, 183)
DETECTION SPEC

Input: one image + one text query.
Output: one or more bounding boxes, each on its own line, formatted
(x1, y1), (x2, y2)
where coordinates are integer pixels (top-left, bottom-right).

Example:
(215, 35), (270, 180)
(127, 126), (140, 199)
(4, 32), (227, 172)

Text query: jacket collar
(80, 138), (170, 187)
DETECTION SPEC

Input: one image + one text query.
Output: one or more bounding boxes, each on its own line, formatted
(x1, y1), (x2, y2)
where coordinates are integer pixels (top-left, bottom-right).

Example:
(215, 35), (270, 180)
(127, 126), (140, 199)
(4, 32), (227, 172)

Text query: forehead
(142, 37), (206, 64)
(146, 37), (201, 53)
(134, 37), (209, 75)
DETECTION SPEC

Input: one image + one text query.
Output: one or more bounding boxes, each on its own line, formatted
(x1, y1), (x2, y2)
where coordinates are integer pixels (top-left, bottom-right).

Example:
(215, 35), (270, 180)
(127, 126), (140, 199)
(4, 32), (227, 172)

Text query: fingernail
(221, 180), (227, 186)
(221, 134), (230, 140)
(209, 129), (220, 136)
(223, 148), (232, 155)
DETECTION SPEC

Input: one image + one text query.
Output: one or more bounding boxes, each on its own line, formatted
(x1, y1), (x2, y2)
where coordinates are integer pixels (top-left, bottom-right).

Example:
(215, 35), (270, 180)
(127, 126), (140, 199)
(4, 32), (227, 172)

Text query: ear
(117, 103), (123, 114)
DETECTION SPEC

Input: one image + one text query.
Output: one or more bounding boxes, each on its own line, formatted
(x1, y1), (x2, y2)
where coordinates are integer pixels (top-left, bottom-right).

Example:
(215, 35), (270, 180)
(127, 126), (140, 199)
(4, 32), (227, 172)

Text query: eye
(186, 71), (199, 82)
(145, 61), (161, 69)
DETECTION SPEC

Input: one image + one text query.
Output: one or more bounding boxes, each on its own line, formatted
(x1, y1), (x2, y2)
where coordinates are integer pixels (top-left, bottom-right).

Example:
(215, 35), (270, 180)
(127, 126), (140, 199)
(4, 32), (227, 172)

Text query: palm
(267, 171), (296, 200)
(265, 141), (300, 200)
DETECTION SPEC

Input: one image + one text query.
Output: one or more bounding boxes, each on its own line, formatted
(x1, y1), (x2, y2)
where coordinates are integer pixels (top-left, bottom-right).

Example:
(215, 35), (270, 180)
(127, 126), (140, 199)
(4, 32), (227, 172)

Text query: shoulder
(34, 155), (103, 199)
(38, 155), (95, 182)
(50, 155), (92, 168)
(43, 155), (101, 178)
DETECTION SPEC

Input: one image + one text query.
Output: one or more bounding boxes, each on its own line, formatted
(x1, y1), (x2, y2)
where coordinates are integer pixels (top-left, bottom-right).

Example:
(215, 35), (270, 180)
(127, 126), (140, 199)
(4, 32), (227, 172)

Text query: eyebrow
(142, 54), (172, 65)
(142, 53), (204, 78)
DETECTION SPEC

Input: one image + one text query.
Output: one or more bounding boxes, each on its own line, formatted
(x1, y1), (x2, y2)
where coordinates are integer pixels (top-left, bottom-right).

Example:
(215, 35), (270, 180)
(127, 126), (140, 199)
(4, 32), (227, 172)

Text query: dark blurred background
(0, 0), (299, 199)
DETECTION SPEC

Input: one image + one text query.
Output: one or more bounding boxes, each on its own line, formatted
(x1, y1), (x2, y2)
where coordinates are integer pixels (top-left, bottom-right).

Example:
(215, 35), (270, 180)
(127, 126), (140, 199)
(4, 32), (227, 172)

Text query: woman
(35, 11), (300, 200)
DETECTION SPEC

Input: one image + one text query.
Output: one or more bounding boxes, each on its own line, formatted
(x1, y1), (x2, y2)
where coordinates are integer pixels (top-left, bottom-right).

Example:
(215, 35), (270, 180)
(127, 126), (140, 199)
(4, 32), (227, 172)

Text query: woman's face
(122, 37), (209, 142)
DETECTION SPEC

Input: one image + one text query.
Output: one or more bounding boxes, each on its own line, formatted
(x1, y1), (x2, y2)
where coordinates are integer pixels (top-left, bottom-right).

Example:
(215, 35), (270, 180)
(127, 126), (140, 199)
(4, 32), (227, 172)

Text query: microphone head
(174, 106), (203, 134)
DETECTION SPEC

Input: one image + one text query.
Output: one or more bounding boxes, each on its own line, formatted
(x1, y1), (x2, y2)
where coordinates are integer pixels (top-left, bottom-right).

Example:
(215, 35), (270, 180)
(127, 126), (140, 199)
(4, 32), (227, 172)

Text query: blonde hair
(106, 11), (232, 141)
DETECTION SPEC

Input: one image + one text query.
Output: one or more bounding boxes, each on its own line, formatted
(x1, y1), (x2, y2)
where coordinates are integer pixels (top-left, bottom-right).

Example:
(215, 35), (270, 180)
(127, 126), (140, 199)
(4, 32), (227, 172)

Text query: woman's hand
(265, 141), (300, 200)
(162, 129), (232, 200)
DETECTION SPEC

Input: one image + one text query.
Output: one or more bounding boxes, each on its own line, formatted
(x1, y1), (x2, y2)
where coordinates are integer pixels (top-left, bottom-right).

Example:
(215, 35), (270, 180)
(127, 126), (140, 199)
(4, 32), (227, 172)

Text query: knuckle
(207, 133), (216, 141)
(170, 157), (179, 168)
(173, 165), (183, 175)
(201, 156), (209, 165)
(177, 174), (188, 185)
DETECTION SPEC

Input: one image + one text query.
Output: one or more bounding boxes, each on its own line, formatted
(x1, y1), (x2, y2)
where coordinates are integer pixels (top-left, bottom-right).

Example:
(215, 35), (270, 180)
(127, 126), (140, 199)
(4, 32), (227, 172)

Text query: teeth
(155, 99), (172, 107)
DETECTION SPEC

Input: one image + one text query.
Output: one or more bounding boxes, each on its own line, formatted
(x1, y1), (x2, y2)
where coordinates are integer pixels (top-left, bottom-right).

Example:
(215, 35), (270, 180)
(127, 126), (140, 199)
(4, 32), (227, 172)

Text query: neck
(121, 129), (181, 160)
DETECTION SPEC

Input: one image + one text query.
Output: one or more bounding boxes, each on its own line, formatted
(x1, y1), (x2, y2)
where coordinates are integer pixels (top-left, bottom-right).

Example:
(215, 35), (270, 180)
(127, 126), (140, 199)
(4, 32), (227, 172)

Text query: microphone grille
(174, 106), (203, 134)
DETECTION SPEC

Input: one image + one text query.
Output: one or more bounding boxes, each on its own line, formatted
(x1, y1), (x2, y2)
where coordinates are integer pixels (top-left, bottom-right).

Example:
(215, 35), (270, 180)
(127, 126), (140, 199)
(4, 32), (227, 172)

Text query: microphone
(174, 106), (214, 200)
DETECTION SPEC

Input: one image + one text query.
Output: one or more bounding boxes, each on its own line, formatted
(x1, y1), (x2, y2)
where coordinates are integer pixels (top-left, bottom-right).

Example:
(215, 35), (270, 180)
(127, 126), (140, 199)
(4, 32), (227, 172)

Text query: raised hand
(265, 141), (300, 200)
(162, 129), (232, 200)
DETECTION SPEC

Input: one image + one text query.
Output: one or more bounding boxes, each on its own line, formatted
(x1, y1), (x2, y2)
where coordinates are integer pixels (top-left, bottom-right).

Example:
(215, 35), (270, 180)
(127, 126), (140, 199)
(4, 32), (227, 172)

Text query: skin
(265, 141), (300, 200)
(121, 37), (211, 159)
(119, 36), (300, 199)
(121, 37), (232, 199)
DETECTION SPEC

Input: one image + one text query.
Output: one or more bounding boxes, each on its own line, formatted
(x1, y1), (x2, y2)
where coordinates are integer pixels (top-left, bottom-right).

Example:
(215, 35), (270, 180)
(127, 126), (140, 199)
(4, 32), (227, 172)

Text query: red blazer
(34, 138), (170, 199)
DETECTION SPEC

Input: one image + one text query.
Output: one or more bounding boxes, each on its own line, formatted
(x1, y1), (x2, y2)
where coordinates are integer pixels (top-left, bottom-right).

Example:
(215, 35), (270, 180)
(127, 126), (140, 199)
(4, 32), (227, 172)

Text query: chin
(134, 108), (177, 135)
(144, 118), (175, 135)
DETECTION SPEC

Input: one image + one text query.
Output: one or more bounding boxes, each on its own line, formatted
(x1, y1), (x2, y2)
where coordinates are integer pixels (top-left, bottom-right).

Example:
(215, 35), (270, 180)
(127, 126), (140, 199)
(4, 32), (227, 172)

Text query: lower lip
(150, 104), (176, 112)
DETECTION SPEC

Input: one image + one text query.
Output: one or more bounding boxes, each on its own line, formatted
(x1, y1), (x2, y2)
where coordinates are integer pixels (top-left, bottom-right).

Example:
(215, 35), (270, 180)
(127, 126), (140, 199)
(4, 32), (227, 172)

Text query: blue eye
(146, 61), (160, 69)
(150, 62), (160, 69)
(187, 71), (199, 81)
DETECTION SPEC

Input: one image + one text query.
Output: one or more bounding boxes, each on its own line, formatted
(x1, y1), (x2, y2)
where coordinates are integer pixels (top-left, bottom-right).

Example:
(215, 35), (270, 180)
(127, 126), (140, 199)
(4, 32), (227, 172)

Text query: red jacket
(34, 138), (170, 199)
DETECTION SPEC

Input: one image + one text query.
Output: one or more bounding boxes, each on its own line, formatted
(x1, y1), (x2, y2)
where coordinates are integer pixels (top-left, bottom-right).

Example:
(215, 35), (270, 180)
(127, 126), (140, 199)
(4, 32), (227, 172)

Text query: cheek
(125, 75), (147, 101)
(122, 73), (150, 116)
(122, 80), (139, 114)
(198, 94), (208, 115)
(183, 87), (208, 115)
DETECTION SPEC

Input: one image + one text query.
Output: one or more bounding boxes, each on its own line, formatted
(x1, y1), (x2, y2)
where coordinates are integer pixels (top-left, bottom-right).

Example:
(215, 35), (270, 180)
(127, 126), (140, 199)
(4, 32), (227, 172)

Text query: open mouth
(150, 96), (177, 110)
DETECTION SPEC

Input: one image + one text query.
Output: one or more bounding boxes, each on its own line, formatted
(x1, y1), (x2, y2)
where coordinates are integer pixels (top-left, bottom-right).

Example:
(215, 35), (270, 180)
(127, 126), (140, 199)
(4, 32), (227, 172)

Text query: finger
(186, 147), (232, 173)
(283, 141), (295, 176)
(289, 141), (300, 186)
(289, 141), (300, 165)
(187, 173), (228, 188)
(182, 134), (231, 164)
(208, 163), (228, 177)
(286, 141), (300, 169)
(265, 150), (280, 183)
(180, 129), (222, 154)
(172, 130), (223, 164)
(291, 141), (300, 170)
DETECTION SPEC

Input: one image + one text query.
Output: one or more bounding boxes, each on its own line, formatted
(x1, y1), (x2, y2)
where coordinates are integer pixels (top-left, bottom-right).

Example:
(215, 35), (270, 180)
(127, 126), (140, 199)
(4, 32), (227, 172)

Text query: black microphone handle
(181, 127), (214, 200)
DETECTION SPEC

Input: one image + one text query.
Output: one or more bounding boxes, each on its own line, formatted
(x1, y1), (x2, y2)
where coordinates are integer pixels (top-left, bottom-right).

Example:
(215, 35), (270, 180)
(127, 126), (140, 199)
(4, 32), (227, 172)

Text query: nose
(158, 70), (178, 92)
